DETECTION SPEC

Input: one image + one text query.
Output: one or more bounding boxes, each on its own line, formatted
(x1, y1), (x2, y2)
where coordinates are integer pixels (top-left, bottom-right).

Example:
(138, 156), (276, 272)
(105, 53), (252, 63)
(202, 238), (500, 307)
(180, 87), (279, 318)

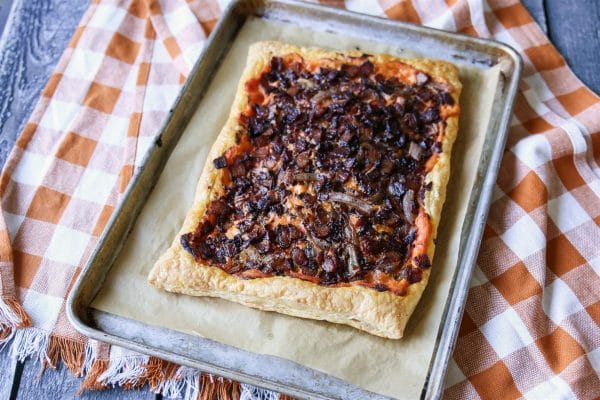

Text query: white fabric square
(120, 60), (140, 94)
(135, 136), (154, 165)
(542, 278), (584, 325)
(426, 11), (456, 31)
(511, 133), (552, 170)
(500, 214), (545, 260)
(345, 0), (385, 16)
(587, 347), (600, 377)
(444, 359), (466, 388)
(480, 308), (534, 358)
(63, 49), (104, 81)
(523, 88), (552, 116)
(152, 38), (174, 64)
(100, 115), (129, 146)
(22, 290), (64, 331)
(87, 4), (127, 31)
(39, 99), (81, 132)
(3, 212), (25, 242)
(469, 264), (489, 288)
(45, 225), (90, 266)
(524, 375), (576, 400)
(561, 119), (589, 154)
(164, 5), (199, 36)
(143, 84), (180, 112)
(12, 151), (51, 187)
(524, 73), (555, 102)
(73, 168), (117, 205)
(547, 192), (589, 233)
(182, 42), (203, 71)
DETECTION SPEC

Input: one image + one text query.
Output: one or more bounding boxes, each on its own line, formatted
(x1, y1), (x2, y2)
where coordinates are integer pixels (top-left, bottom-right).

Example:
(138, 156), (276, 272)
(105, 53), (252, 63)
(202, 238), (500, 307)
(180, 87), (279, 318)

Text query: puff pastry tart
(148, 41), (461, 339)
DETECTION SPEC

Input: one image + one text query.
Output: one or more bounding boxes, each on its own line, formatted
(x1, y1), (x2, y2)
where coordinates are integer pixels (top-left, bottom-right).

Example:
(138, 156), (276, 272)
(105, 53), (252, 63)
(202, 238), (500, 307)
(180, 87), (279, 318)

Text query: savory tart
(148, 41), (461, 339)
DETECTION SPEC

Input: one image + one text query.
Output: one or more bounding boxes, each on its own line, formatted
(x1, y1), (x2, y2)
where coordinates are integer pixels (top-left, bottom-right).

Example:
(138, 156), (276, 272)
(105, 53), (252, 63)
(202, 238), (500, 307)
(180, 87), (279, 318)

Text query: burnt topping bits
(180, 54), (454, 295)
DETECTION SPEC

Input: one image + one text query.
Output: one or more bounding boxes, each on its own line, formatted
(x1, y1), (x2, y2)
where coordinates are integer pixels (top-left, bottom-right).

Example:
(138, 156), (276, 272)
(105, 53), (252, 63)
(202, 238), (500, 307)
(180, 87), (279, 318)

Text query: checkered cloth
(0, 0), (598, 398)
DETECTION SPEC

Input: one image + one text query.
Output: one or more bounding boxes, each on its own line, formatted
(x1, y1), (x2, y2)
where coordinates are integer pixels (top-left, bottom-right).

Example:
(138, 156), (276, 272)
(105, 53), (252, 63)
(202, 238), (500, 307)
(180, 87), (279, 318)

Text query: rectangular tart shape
(148, 41), (461, 339)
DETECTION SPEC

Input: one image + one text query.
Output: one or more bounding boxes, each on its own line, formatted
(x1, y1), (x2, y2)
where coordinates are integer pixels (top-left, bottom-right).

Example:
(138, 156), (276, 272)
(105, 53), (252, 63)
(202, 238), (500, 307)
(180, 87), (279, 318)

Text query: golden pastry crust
(148, 41), (461, 339)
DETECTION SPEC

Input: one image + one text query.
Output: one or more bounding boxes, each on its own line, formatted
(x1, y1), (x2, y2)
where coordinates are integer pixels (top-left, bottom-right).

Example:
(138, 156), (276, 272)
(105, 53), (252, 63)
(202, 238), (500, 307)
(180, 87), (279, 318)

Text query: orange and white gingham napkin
(0, 0), (598, 399)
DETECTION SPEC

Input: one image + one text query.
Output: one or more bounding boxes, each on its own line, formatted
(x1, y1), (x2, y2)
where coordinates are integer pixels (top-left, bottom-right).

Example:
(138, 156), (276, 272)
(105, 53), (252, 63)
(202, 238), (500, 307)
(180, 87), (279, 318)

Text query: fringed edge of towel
(4, 325), (290, 400)
(0, 296), (31, 344)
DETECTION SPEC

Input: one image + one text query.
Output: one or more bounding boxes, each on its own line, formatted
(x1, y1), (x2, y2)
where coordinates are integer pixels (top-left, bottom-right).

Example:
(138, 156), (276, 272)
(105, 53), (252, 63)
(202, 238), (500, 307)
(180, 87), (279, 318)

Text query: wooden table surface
(0, 1), (598, 399)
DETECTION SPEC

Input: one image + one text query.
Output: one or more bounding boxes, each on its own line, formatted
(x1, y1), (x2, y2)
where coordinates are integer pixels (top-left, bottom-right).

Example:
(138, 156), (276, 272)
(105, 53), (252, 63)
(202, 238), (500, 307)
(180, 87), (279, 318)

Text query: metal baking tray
(67, 1), (521, 398)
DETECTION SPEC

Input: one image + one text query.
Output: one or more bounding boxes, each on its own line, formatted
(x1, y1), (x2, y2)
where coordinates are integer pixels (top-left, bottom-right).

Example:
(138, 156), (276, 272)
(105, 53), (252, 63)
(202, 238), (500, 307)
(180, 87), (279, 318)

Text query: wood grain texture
(0, 0), (598, 399)
(545, 0), (600, 94)
(0, 0), (88, 168)
(521, 0), (547, 33)
(0, 350), (19, 400)
(14, 358), (156, 400)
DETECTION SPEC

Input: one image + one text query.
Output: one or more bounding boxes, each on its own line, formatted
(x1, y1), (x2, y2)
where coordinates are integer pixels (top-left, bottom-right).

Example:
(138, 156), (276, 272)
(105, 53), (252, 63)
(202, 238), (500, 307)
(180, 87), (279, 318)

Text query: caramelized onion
(402, 189), (415, 223)
(408, 142), (423, 160)
(294, 173), (319, 182)
(344, 225), (361, 277)
(307, 231), (329, 249)
(328, 192), (377, 214)
(297, 78), (316, 89)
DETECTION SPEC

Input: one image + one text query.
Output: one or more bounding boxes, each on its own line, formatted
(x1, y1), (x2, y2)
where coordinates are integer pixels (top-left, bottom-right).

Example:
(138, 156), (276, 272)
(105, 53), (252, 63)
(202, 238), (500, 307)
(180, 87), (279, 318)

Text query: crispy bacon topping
(180, 54), (456, 295)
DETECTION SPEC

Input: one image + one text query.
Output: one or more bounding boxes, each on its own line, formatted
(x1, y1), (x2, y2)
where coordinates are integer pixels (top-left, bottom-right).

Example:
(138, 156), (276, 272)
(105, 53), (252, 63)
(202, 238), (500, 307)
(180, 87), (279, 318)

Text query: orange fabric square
(26, 186), (70, 224)
(163, 37), (182, 59)
(525, 44), (566, 71)
(508, 171), (547, 212)
(14, 251), (42, 289)
(585, 301), (600, 326)
(119, 164), (134, 193)
(84, 82), (121, 114)
(469, 361), (521, 400)
(16, 123), (38, 149)
(43, 73), (63, 98)
(458, 312), (477, 337)
(493, 4), (533, 28)
(379, 0), (421, 23)
(536, 327), (585, 373)
(553, 155), (586, 191)
(136, 63), (151, 85)
(106, 32), (141, 64)
(591, 132), (600, 167)
(127, 113), (142, 137)
(200, 19), (217, 35)
(492, 262), (542, 304)
(92, 205), (114, 237)
(127, 0), (149, 18)
(546, 235), (586, 276)
(522, 116), (553, 134)
(556, 87), (598, 116)
(55, 132), (97, 166)
(460, 25), (478, 37)
(482, 223), (498, 240)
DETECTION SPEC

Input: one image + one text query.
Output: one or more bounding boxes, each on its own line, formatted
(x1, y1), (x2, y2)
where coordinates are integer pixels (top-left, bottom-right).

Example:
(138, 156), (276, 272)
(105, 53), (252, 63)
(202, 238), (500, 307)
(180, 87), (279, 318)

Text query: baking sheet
(92, 17), (500, 399)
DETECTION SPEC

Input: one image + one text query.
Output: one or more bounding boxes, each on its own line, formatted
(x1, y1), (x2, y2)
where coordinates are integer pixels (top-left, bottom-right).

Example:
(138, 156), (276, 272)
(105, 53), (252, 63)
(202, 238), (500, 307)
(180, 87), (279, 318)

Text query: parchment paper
(92, 17), (501, 399)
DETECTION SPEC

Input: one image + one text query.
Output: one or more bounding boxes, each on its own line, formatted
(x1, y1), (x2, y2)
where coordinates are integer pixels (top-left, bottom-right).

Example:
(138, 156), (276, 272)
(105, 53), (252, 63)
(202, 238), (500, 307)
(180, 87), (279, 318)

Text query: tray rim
(66, 1), (523, 399)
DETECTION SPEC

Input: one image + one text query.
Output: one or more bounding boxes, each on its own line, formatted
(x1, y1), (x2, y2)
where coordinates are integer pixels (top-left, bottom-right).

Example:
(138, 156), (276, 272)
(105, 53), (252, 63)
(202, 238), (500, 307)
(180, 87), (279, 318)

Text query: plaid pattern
(0, 0), (598, 398)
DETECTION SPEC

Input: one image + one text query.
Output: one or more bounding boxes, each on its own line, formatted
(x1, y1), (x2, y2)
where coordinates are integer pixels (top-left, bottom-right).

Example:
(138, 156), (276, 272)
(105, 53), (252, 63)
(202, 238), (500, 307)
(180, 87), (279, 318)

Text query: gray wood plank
(521, 0), (548, 33)
(15, 358), (156, 400)
(545, 0), (600, 95)
(0, 349), (19, 399)
(0, 0), (88, 168)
